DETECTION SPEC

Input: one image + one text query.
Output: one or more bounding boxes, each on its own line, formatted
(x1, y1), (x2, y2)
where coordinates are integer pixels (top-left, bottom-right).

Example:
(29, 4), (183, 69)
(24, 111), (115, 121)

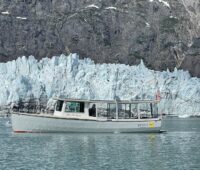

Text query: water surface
(0, 117), (200, 170)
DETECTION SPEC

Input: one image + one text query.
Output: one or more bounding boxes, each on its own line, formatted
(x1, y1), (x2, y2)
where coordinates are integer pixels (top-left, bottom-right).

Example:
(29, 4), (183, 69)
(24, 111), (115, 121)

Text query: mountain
(0, 0), (200, 77)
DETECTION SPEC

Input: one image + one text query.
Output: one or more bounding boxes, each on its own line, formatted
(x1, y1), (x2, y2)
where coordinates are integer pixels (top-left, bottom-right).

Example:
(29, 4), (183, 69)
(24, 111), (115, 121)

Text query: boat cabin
(53, 98), (160, 120)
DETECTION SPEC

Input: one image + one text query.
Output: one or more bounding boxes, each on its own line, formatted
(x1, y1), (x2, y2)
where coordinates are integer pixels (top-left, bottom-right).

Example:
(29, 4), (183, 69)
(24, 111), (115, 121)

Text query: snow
(16, 17), (27, 20)
(170, 15), (178, 19)
(158, 0), (170, 8)
(188, 42), (193, 47)
(1, 11), (10, 15)
(0, 53), (200, 117)
(105, 7), (117, 10)
(149, 0), (170, 8)
(85, 4), (99, 9)
(146, 22), (150, 27)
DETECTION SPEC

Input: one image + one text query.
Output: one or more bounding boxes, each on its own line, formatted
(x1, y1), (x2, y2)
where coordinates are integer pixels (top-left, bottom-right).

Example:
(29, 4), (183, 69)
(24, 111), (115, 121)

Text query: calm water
(0, 117), (200, 170)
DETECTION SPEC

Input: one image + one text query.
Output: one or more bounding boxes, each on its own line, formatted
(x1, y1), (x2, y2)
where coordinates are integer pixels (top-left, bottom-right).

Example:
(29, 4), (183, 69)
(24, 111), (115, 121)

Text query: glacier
(0, 53), (200, 116)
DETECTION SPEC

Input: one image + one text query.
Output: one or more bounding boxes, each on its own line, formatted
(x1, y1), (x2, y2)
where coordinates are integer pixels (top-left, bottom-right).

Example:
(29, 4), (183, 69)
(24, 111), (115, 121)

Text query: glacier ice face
(0, 53), (200, 116)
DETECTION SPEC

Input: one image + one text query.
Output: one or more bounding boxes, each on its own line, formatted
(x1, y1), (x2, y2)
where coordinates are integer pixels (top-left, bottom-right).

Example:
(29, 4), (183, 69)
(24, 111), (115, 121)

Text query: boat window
(56, 100), (64, 111)
(95, 103), (107, 118)
(152, 103), (158, 118)
(65, 102), (84, 113)
(118, 104), (131, 119)
(131, 104), (138, 118)
(107, 103), (116, 119)
(139, 103), (152, 118)
(95, 103), (117, 119)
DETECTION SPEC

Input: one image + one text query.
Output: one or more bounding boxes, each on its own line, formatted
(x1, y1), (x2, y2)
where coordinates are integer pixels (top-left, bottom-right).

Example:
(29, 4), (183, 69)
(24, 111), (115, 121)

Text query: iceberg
(0, 53), (200, 116)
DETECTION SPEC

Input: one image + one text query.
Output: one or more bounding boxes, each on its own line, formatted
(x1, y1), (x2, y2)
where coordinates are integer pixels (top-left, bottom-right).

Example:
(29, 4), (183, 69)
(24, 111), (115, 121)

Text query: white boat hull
(11, 113), (162, 133)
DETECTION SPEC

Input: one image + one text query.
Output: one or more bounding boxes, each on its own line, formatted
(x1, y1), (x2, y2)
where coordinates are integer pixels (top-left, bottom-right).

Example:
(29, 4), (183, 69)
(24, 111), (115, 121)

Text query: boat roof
(53, 98), (160, 104)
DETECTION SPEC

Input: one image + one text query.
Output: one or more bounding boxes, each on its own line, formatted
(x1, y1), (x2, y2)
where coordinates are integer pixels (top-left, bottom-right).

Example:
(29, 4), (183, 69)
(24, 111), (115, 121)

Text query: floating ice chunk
(1, 11), (10, 15)
(178, 114), (190, 118)
(5, 120), (11, 127)
(16, 16), (27, 20)
(85, 4), (99, 9)
(105, 7), (117, 10)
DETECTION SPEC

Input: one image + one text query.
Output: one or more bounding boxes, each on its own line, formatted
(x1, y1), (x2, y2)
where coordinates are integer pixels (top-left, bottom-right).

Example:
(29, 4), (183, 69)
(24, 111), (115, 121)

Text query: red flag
(155, 90), (161, 101)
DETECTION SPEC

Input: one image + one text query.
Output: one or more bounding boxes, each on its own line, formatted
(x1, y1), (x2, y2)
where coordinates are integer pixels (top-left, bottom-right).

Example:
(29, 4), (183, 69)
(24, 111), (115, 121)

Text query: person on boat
(89, 104), (96, 117)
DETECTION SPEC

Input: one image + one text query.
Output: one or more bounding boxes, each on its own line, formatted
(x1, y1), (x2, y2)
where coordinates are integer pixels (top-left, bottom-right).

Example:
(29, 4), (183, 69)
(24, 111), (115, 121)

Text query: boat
(11, 98), (163, 133)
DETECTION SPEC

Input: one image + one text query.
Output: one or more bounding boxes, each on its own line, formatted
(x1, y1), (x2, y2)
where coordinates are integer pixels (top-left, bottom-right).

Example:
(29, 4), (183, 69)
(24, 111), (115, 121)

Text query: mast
(96, 103), (98, 118)
(137, 103), (140, 119)
(115, 99), (118, 120)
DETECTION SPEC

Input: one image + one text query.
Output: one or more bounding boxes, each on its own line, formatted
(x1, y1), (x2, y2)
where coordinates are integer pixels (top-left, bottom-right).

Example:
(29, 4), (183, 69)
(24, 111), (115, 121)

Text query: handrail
(53, 97), (160, 104)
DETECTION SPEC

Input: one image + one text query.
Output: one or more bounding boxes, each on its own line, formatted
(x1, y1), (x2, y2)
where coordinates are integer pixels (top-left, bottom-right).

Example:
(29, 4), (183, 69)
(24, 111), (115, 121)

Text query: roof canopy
(53, 98), (159, 104)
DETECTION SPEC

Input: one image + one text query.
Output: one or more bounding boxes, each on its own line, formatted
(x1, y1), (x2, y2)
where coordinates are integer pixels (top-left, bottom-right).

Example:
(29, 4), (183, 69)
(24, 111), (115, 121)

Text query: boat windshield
(65, 101), (84, 113)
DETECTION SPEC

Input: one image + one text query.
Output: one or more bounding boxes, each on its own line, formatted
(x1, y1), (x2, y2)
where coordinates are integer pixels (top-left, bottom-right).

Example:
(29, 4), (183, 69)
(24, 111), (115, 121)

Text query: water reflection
(0, 118), (200, 170)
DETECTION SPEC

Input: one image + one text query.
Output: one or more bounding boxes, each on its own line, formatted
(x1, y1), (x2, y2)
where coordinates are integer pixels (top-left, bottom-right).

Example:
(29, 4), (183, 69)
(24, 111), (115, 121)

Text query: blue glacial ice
(0, 53), (200, 116)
